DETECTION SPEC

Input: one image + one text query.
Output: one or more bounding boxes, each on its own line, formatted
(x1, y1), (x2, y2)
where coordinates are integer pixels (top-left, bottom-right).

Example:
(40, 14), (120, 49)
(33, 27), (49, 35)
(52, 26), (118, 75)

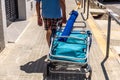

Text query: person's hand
(38, 16), (43, 26)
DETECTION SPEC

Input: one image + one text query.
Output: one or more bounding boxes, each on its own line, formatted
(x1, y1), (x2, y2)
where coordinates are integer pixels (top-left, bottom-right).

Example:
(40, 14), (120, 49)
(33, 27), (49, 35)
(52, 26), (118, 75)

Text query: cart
(45, 10), (92, 80)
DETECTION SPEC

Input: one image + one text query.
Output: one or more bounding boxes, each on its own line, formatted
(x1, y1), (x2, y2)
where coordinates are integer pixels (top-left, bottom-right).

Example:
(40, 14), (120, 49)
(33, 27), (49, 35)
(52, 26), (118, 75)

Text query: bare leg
(46, 29), (52, 47)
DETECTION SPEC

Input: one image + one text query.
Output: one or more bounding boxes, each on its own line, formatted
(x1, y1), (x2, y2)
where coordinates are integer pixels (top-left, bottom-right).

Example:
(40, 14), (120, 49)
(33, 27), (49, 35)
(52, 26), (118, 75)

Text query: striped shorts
(43, 18), (62, 30)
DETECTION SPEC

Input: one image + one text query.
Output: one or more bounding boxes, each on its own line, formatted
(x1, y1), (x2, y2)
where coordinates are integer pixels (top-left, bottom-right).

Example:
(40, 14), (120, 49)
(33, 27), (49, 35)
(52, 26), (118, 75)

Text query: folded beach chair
(46, 9), (92, 79)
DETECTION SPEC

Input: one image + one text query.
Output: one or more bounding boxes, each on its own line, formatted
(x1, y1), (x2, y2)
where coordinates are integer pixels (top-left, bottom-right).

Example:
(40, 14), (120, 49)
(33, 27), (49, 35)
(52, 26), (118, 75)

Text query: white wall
(1, 0), (7, 44)
(18, 0), (26, 20)
(26, 0), (36, 19)
(18, 0), (36, 20)
(0, 0), (36, 47)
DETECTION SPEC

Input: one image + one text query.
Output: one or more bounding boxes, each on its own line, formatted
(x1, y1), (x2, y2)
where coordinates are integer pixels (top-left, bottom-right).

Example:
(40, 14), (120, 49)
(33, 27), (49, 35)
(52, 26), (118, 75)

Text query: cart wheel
(86, 65), (92, 80)
(88, 67), (92, 80)
(44, 63), (50, 77)
(45, 62), (56, 77)
(46, 63), (50, 76)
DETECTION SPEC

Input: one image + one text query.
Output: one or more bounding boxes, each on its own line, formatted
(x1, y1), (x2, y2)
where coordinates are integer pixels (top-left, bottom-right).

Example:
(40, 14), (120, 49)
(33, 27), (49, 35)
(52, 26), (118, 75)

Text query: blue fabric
(58, 10), (79, 41)
(53, 42), (87, 57)
(56, 30), (88, 44)
(51, 42), (87, 63)
(50, 31), (89, 63)
(36, 0), (61, 18)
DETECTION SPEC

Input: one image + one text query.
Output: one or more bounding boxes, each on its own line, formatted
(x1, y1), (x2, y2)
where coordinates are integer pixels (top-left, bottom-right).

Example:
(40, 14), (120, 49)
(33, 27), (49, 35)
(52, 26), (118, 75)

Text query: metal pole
(86, 0), (89, 19)
(81, 0), (83, 9)
(83, 0), (86, 13)
(106, 12), (111, 57)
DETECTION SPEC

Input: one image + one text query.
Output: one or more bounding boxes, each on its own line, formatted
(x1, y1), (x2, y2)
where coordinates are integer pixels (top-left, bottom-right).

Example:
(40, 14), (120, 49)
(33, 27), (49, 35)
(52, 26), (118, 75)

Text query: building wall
(5, 0), (19, 26)
(0, 0), (6, 52)
(18, 0), (36, 20)
(0, 0), (36, 52)
(18, 0), (26, 20)
(26, 0), (36, 19)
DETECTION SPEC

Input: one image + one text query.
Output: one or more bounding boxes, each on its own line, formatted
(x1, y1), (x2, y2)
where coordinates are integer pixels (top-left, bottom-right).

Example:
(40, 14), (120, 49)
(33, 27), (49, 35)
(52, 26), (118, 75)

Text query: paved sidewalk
(0, 15), (49, 80)
(95, 20), (120, 55)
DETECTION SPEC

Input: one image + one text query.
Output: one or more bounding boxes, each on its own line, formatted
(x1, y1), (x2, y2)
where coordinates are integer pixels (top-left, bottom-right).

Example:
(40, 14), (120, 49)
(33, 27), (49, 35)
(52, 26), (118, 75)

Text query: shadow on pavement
(20, 55), (47, 73)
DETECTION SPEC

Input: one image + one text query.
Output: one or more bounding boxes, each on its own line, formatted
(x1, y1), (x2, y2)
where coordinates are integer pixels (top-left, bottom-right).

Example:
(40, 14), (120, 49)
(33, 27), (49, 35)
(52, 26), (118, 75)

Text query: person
(76, 0), (81, 9)
(36, 0), (66, 47)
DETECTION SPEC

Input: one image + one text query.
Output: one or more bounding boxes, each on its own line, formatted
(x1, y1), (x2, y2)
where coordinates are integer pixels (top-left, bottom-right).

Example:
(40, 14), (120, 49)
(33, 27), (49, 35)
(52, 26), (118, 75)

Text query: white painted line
(15, 21), (31, 43)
